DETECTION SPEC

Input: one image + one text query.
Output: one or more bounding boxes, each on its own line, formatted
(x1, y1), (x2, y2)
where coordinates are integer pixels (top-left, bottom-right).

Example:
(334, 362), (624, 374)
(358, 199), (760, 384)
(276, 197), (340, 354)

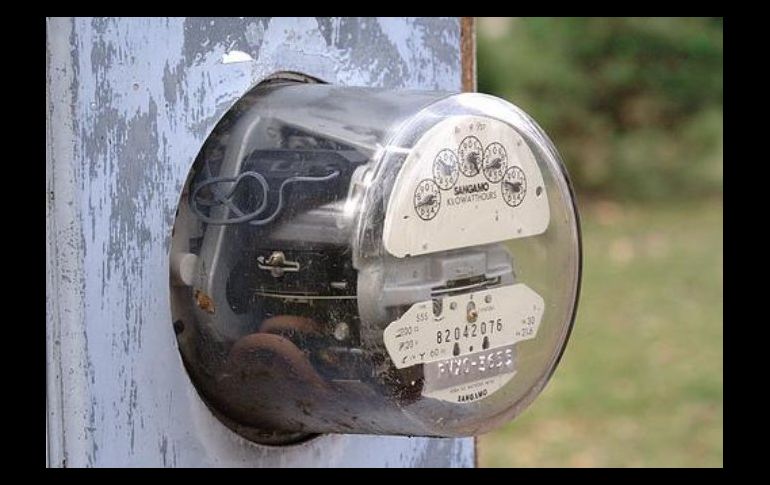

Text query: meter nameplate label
(421, 345), (516, 404)
(383, 115), (550, 258)
(382, 284), (545, 370)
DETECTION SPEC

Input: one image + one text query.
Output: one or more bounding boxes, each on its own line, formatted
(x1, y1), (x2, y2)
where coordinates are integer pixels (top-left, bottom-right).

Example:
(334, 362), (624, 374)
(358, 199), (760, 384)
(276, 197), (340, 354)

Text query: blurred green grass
(478, 197), (723, 467)
(475, 17), (722, 468)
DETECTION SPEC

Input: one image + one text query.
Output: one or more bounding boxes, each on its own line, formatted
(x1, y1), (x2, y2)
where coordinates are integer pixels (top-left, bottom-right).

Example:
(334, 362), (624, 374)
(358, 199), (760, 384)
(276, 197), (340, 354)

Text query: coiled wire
(190, 164), (340, 226)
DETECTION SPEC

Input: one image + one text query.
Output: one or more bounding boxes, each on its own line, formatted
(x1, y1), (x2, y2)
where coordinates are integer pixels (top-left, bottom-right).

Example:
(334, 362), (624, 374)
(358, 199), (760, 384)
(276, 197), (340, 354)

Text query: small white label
(382, 284), (545, 370)
(383, 115), (550, 258)
(421, 344), (517, 403)
(423, 372), (516, 404)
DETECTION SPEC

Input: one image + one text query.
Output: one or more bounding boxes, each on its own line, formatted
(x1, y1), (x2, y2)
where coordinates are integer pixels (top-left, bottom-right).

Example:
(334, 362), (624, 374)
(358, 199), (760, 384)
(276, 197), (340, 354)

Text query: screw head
(466, 301), (478, 323)
(333, 322), (350, 341)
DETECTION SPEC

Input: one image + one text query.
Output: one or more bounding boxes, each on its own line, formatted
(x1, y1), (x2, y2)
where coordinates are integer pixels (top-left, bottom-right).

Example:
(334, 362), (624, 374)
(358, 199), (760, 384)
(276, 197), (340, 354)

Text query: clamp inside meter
(169, 80), (581, 444)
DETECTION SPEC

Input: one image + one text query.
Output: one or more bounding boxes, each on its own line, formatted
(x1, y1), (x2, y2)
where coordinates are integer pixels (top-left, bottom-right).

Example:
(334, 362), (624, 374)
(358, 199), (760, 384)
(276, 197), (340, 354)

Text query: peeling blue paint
(47, 16), (472, 468)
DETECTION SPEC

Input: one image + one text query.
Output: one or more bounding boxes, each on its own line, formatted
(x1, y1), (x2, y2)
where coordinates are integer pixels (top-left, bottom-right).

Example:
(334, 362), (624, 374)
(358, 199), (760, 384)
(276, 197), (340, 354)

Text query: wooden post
(46, 17), (475, 468)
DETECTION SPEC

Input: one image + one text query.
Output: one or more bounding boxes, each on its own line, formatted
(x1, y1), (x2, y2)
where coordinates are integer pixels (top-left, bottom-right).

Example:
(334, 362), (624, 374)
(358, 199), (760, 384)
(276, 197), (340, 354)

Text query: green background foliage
(478, 17), (723, 201)
(476, 18), (723, 468)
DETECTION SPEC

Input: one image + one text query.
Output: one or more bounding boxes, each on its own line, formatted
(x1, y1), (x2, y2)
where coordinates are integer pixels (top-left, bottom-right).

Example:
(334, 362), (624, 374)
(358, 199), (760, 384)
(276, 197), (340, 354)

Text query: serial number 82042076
(436, 318), (503, 345)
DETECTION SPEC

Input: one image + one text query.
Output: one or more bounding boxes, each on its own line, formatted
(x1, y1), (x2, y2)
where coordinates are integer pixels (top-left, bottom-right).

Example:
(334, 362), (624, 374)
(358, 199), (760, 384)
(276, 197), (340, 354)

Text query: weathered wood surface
(46, 17), (474, 467)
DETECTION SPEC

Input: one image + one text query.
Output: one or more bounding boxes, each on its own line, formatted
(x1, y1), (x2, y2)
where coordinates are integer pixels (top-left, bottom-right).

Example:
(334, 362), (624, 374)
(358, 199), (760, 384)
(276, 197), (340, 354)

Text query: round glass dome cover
(168, 83), (581, 443)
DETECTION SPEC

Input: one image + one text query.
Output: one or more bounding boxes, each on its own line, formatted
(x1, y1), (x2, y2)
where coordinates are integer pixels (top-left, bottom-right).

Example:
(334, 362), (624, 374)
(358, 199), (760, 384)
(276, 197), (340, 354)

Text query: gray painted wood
(46, 17), (474, 468)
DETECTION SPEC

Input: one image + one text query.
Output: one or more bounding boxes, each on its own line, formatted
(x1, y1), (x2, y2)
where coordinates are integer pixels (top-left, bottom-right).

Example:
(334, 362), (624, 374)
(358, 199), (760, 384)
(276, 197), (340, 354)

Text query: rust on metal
(194, 289), (216, 314)
(461, 17), (476, 93)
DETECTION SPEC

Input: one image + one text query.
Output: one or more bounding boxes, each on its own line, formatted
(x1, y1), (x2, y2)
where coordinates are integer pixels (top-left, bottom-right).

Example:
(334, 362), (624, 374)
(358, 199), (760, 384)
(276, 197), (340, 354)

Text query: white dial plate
(383, 115), (550, 258)
(382, 283), (545, 370)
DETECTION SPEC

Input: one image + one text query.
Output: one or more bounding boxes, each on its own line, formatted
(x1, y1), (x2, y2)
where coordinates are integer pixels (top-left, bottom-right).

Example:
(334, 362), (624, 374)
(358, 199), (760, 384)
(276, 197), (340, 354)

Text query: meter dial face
(482, 142), (508, 183)
(458, 136), (483, 177)
(432, 149), (460, 190)
(501, 166), (527, 207)
(413, 179), (441, 221)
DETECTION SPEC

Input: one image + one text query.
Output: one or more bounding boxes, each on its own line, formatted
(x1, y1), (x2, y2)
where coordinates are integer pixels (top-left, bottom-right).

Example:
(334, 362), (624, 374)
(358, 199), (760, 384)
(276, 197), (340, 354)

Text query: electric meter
(169, 79), (581, 444)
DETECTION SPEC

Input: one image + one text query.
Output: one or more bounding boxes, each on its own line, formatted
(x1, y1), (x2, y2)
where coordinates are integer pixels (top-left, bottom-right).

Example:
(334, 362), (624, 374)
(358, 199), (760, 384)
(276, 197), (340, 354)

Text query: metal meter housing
(169, 80), (581, 444)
